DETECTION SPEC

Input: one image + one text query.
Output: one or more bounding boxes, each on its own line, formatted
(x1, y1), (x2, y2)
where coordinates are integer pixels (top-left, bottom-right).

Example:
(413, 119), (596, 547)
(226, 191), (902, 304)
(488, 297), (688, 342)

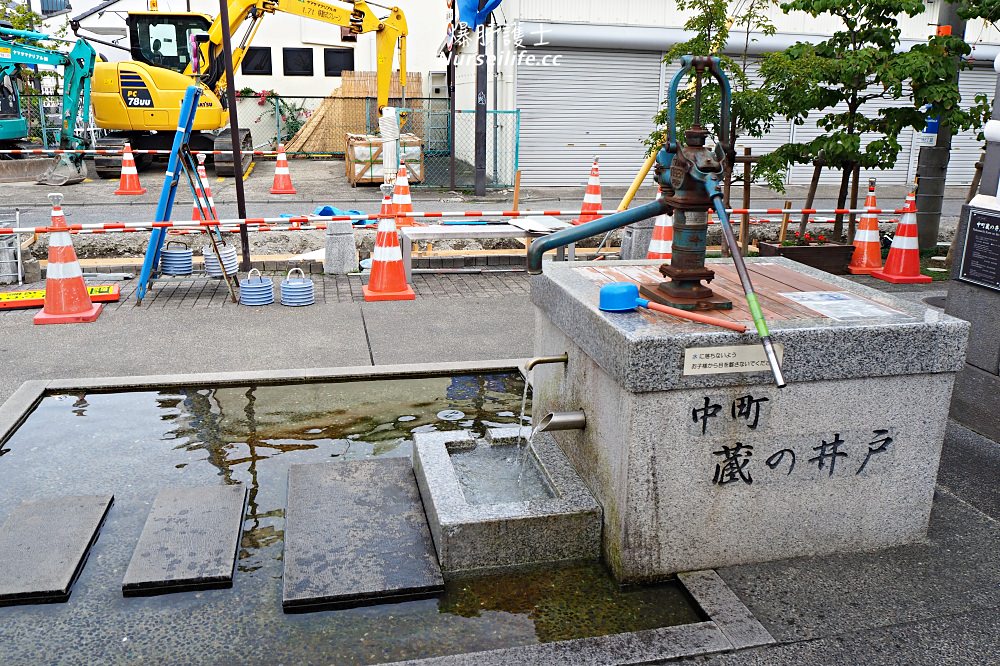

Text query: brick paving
(0, 270), (531, 315)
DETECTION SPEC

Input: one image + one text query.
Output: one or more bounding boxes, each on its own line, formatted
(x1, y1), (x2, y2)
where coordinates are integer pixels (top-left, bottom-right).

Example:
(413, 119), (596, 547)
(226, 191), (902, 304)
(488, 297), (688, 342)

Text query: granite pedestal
(324, 221), (358, 275)
(531, 258), (969, 583)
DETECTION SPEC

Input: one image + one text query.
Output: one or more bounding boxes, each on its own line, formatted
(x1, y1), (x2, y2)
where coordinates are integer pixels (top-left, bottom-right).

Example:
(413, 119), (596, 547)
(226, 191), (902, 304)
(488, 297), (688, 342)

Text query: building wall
(54, 0), (445, 97)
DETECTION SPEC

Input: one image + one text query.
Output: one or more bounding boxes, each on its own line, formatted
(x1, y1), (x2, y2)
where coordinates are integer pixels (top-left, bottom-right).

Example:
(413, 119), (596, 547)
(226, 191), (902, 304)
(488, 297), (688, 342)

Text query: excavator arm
(0, 27), (97, 151)
(192, 0), (406, 109)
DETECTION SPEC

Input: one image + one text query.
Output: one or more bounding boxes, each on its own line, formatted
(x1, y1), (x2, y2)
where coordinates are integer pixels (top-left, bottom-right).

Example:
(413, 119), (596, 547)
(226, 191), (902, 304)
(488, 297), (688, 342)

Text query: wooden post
(740, 147), (751, 256)
(778, 199), (792, 245)
(847, 163), (860, 244)
(832, 165), (852, 241)
(512, 170), (522, 211)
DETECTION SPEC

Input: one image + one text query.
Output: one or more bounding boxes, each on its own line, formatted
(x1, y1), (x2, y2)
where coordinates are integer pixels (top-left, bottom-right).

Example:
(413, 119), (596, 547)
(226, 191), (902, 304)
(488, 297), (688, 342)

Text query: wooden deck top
(577, 262), (903, 325)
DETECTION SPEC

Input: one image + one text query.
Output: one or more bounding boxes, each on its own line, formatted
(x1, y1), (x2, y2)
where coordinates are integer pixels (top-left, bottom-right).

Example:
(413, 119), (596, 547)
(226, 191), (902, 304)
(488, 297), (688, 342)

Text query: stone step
(0, 495), (113, 606)
(282, 459), (443, 612)
(122, 485), (247, 596)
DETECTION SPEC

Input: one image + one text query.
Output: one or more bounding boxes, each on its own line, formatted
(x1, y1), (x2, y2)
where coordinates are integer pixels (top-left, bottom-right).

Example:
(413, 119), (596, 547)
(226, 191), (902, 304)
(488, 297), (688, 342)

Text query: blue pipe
(526, 199), (669, 274)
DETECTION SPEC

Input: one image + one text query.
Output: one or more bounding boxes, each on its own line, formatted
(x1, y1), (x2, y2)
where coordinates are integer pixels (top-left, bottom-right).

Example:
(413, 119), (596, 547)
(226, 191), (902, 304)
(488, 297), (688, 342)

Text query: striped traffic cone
(114, 142), (146, 195)
(848, 179), (883, 275)
(34, 194), (103, 325)
(572, 156), (602, 225)
(392, 162), (415, 228)
(270, 144), (297, 194)
(871, 192), (931, 284)
(647, 213), (674, 260)
(192, 153), (219, 221)
(363, 212), (416, 302)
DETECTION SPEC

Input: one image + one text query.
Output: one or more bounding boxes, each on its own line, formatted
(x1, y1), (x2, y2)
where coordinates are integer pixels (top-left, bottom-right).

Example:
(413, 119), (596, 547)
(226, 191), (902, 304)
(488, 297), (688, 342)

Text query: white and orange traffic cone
(848, 179), (883, 275)
(34, 194), (103, 325)
(363, 211), (416, 302)
(647, 213), (674, 260)
(871, 191), (931, 284)
(270, 144), (297, 195)
(192, 153), (219, 221)
(572, 156), (602, 225)
(114, 142), (146, 195)
(392, 162), (415, 228)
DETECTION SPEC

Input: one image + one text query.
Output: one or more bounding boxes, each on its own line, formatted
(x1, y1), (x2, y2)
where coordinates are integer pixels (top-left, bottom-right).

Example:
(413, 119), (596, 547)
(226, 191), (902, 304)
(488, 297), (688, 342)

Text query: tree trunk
(798, 160), (823, 238)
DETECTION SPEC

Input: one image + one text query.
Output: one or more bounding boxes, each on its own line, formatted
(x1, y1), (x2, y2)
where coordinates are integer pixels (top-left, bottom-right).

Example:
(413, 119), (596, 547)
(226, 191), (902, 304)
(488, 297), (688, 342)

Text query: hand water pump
(650, 55), (785, 386)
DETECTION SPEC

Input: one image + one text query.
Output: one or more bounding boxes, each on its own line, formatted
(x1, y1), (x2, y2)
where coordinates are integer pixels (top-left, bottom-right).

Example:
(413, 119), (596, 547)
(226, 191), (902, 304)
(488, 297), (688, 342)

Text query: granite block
(413, 429), (602, 574)
(678, 569), (774, 649)
(381, 621), (731, 665)
(324, 221), (358, 275)
(945, 279), (1000, 375)
(122, 485), (247, 596)
(620, 217), (657, 261)
(950, 363), (1000, 443)
(282, 459), (443, 611)
(533, 310), (958, 582)
(531, 258), (970, 393)
(0, 495), (113, 605)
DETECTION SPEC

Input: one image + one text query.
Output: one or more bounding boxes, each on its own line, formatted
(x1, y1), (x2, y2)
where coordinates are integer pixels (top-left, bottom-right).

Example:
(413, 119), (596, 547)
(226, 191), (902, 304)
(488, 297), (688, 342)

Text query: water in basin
(449, 441), (555, 505)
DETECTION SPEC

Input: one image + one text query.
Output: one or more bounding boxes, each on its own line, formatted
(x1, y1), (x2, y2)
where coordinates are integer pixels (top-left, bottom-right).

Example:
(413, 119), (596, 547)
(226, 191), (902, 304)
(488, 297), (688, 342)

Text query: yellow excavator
(70, 0), (407, 176)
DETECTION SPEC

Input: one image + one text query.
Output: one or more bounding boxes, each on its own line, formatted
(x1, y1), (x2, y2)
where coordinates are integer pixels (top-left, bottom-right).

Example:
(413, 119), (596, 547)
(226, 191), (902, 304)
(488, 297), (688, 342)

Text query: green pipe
(526, 199), (669, 274)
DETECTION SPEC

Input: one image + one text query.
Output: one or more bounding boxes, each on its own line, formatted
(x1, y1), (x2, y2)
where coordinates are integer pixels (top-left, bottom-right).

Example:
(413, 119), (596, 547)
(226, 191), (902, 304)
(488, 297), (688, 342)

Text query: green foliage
(647, 0), (781, 188)
(0, 4), (45, 34)
(957, 0), (1000, 27)
(756, 0), (990, 186)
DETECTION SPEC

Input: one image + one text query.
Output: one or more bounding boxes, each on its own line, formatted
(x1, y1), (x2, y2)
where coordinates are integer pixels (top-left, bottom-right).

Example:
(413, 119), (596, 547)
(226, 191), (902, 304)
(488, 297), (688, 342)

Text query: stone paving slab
(122, 485), (247, 596)
(282, 459), (443, 611)
(0, 495), (113, 605)
(677, 570), (774, 649)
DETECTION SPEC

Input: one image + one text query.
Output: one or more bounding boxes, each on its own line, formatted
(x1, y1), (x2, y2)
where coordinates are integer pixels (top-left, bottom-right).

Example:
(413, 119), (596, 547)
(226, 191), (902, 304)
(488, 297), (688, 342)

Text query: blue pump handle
(664, 56), (733, 158)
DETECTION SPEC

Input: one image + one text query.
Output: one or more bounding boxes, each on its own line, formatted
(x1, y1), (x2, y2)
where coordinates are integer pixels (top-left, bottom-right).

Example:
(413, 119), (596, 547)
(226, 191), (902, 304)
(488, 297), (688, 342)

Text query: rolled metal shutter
(516, 48), (663, 186)
(947, 67), (992, 185)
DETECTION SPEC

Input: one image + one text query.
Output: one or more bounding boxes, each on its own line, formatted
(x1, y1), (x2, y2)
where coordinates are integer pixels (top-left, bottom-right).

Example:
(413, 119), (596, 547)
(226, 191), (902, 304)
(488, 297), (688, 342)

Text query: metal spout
(536, 411), (586, 432)
(524, 353), (569, 372)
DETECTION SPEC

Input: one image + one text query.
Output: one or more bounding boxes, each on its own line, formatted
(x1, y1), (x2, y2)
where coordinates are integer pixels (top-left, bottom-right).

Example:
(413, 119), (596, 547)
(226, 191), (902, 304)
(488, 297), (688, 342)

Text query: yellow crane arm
(194, 0), (406, 109)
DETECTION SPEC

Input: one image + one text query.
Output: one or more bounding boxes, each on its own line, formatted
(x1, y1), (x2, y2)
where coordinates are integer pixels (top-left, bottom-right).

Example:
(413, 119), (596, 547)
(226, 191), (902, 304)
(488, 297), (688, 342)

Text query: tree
(0, 3), (44, 34)
(758, 0), (989, 239)
(648, 0), (780, 189)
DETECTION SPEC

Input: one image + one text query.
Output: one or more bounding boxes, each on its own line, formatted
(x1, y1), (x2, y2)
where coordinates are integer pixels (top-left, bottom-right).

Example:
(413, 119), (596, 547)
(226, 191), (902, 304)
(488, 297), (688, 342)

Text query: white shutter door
(947, 68), (993, 184)
(517, 48), (663, 186)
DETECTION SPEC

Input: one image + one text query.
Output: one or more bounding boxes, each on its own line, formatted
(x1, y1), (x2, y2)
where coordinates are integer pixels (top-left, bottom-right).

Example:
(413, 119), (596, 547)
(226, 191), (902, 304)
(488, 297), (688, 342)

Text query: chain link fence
(13, 92), (519, 189)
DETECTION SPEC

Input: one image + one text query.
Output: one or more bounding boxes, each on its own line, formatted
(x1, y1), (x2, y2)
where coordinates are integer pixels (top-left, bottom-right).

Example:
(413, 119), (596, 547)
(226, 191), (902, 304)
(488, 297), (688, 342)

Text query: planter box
(758, 241), (855, 275)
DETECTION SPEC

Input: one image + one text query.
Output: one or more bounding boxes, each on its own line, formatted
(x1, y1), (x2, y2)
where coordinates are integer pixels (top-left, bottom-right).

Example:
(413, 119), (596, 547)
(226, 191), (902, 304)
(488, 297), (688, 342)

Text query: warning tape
(0, 208), (903, 236)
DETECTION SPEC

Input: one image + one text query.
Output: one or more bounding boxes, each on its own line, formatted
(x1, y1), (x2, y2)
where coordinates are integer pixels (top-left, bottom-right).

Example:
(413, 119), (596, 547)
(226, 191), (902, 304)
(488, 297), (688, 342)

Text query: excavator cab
(126, 12), (211, 75)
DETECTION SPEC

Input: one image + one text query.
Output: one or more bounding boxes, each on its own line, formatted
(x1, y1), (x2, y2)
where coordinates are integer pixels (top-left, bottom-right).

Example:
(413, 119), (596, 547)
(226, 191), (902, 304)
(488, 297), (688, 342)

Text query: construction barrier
(0, 209), (907, 236)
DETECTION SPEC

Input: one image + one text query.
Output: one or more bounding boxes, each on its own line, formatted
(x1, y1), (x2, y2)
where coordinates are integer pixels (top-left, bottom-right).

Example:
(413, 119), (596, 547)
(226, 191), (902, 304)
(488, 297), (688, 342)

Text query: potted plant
(758, 231), (856, 274)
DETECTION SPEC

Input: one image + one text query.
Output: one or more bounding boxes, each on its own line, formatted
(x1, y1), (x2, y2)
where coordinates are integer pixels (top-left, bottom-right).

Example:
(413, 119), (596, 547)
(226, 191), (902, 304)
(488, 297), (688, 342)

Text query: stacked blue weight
(160, 241), (193, 275)
(280, 268), (315, 306)
(239, 269), (274, 306)
(204, 244), (239, 277)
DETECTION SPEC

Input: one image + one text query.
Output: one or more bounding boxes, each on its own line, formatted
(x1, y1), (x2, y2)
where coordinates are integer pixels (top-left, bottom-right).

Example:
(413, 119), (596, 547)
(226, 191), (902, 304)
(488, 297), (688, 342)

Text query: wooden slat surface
(580, 262), (869, 324)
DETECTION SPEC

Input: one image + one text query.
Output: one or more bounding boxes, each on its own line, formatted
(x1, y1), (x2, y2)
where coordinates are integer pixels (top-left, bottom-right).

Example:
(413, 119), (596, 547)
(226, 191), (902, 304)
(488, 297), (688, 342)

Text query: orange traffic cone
(848, 179), (883, 275)
(871, 192), (931, 284)
(572, 156), (602, 225)
(363, 212), (416, 302)
(378, 183), (394, 221)
(647, 213), (674, 260)
(270, 144), (297, 194)
(192, 153), (219, 221)
(34, 194), (103, 325)
(392, 162), (415, 228)
(114, 142), (146, 195)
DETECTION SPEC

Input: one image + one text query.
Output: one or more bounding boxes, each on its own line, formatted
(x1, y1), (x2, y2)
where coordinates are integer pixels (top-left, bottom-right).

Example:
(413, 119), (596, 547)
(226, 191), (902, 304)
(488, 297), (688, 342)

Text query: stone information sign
(959, 210), (1000, 291)
(683, 344), (784, 376)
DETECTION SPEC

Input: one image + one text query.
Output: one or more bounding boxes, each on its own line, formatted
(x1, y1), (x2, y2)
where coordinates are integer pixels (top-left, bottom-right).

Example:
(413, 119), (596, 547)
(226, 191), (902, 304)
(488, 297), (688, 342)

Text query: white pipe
(519, 21), (1000, 65)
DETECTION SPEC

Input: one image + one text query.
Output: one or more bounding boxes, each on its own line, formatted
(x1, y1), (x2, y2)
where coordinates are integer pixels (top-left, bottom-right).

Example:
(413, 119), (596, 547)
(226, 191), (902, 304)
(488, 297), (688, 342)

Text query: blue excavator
(0, 23), (97, 184)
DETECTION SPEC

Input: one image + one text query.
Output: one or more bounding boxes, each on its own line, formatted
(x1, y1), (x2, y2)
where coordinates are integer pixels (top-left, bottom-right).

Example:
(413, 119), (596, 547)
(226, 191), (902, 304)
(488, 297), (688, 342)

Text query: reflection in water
(0, 374), (702, 665)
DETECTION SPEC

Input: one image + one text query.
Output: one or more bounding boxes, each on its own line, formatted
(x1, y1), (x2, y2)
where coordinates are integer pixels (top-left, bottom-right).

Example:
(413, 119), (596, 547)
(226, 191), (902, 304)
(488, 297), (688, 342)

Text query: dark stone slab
(945, 279), (1000, 375)
(939, 421), (1000, 520)
(282, 459), (443, 612)
(122, 485), (247, 596)
(950, 363), (1000, 443)
(0, 495), (113, 606)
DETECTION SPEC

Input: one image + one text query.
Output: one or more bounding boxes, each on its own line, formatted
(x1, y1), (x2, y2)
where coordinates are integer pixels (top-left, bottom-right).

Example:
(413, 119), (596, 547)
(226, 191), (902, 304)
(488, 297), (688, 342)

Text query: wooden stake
(740, 147), (751, 256)
(778, 199), (792, 244)
(847, 163), (860, 244)
(512, 170), (522, 211)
